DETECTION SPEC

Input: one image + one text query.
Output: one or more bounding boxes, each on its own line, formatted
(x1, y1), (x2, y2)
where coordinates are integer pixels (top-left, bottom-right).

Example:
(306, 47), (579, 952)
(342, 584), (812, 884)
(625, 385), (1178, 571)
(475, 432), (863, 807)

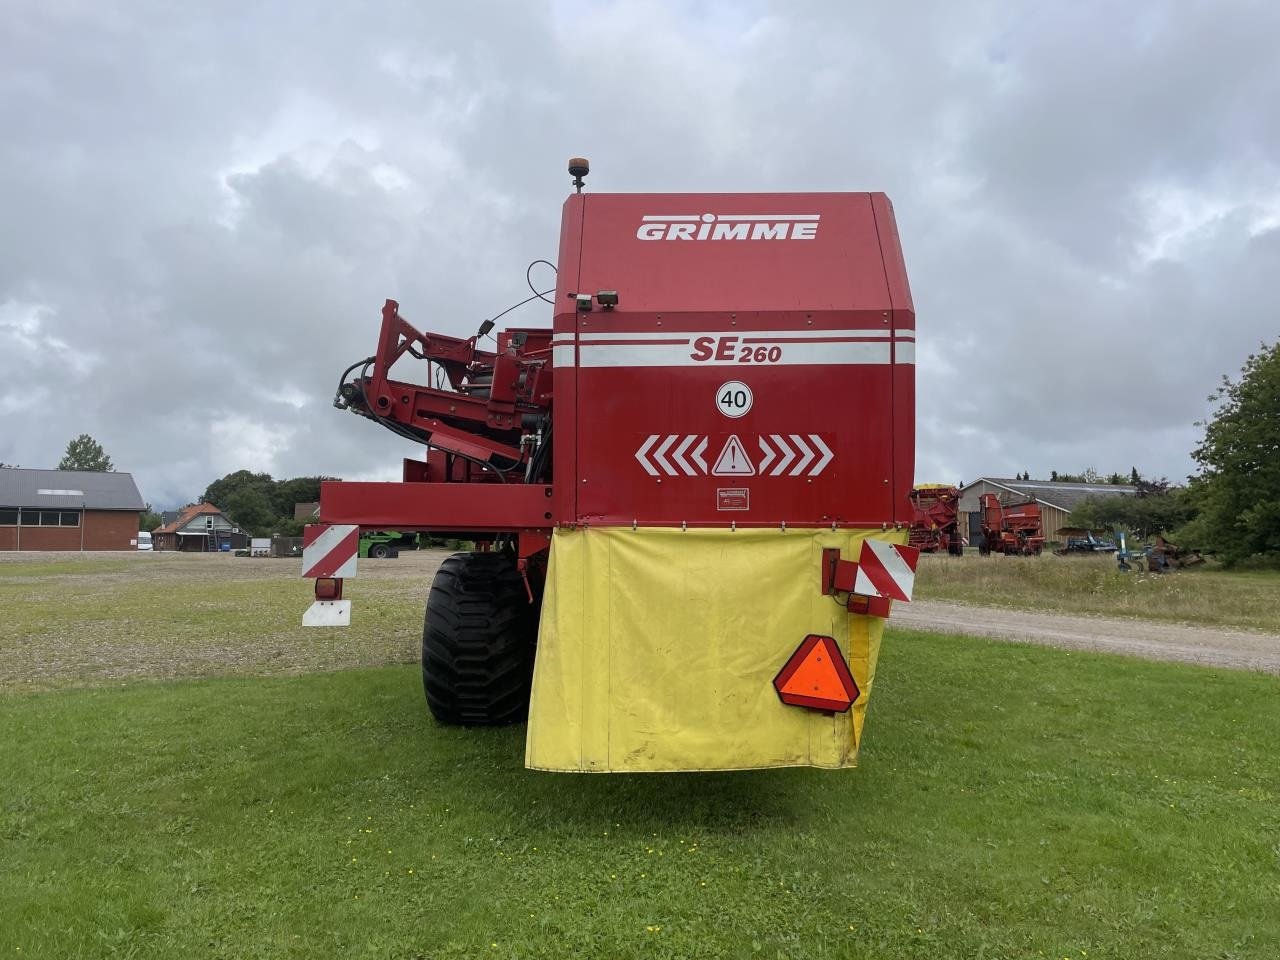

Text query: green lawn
(916, 553), (1280, 633)
(3, 631), (1277, 959)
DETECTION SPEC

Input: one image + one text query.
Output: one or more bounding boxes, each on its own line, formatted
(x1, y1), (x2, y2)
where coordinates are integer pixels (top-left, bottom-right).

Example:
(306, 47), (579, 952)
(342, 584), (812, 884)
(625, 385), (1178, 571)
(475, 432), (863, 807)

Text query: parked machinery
(908, 484), (964, 555)
(1117, 532), (1205, 572)
(302, 160), (920, 772)
(358, 531), (422, 560)
(1150, 534), (1205, 570)
(978, 492), (1045, 556)
(1114, 531), (1145, 572)
(1052, 529), (1117, 555)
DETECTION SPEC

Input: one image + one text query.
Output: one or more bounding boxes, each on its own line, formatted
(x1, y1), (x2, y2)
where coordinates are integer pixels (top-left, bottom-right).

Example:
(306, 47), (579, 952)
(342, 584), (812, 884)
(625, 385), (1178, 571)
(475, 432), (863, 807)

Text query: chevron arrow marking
(758, 436), (776, 475)
(672, 435), (698, 476)
(639, 433), (834, 478)
(635, 434), (660, 476)
(691, 436), (709, 475)
(770, 434), (795, 476)
(653, 434), (679, 476)
(789, 434), (815, 476)
(809, 435), (833, 476)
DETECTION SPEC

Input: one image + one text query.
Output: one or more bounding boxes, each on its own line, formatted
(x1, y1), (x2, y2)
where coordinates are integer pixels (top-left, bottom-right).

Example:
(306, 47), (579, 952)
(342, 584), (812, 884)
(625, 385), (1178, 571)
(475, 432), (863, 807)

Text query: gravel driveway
(893, 600), (1280, 674)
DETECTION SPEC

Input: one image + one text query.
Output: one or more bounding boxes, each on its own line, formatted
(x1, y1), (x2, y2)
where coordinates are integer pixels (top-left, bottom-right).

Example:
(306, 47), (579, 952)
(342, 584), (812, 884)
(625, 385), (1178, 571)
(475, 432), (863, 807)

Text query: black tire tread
(422, 552), (537, 725)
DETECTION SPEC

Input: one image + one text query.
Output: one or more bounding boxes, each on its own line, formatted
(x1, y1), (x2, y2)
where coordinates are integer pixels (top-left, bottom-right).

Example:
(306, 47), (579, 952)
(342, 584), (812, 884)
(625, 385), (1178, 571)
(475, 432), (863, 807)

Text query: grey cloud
(2, 0), (1277, 505)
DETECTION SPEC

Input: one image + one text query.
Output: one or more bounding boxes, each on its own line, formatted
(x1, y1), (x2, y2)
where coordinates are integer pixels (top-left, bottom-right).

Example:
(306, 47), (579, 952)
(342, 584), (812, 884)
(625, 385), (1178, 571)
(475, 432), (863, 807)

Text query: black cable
(486, 287), (556, 328)
(526, 259), (557, 303)
(476, 259), (558, 342)
(335, 356), (375, 405)
(526, 421), (552, 483)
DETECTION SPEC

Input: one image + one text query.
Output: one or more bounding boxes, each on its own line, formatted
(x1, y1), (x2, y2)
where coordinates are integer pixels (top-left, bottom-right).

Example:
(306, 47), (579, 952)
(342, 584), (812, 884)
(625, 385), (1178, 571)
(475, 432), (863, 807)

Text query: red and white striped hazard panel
(302, 524), (359, 579)
(853, 539), (919, 603)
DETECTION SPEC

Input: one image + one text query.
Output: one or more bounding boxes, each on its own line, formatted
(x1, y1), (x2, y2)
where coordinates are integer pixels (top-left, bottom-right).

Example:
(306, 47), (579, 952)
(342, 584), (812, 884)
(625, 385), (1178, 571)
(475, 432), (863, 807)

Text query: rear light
(315, 577), (342, 601)
(846, 594), (891, 618)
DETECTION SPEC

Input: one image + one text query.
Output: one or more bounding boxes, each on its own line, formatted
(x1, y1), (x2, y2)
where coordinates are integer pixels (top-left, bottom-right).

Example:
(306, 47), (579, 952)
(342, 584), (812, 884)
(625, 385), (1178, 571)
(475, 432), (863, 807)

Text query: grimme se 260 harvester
(301, 160), (919, 772)
(908, 484), (964, 555)
(978, 493), (1045, 556)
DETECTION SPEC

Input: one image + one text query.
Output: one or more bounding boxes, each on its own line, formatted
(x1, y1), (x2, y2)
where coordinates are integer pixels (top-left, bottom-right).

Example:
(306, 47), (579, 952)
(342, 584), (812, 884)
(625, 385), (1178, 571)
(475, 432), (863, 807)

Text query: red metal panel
(870, 193), (916, 524)
(319, 481), (554, 531)
(890, 331), (915, 525)
(553, 195), (584, 527)
(561, 192), (913, 527)
(576, 193), (891, 313)
(870, 194), (915, 324)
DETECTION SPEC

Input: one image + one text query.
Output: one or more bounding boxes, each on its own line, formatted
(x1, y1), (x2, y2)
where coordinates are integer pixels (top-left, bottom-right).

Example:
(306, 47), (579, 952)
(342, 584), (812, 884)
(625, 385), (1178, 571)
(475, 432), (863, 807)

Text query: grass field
(0, 552), (433, 690)
(916, 552), (1280, 633)
(4, 635), (1278, 958)
(2, 553), (1278, 958)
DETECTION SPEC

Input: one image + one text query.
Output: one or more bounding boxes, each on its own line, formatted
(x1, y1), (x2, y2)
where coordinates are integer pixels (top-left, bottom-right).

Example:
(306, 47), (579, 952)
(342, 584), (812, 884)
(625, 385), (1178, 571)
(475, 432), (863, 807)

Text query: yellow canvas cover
(525, 525), (905, 773)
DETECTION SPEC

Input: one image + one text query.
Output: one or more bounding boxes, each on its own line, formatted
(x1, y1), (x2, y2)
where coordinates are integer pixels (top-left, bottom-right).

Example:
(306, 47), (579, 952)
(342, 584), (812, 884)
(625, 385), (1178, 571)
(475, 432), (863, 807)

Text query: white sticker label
(716, 488), (750, 511)
(716, 380), (753, 418)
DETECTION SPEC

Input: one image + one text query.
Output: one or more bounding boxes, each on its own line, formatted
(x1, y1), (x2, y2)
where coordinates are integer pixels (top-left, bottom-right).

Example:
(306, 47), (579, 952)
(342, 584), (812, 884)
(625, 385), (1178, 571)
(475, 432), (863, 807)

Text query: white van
(137, 531), (153, 551)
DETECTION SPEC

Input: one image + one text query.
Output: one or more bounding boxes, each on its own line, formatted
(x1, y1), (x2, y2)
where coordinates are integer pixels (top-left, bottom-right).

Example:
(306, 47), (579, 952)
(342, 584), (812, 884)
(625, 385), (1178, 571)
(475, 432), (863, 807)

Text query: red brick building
(0, 468), (146, 551)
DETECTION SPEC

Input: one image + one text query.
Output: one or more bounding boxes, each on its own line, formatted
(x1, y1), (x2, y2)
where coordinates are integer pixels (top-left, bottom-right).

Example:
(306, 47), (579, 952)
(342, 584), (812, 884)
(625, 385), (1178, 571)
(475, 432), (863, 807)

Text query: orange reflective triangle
(772, 634), (859, 713)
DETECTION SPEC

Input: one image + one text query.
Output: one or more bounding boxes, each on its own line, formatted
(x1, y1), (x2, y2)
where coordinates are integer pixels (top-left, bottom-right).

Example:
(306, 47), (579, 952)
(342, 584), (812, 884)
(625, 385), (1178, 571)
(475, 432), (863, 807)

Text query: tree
(224, 488), (277, 535)
(1049, 468), (1113, 484)
(274, 516), (310, 537)
(272, 476), (325, 519)
(201, 469), (274, 510)
(1130, 466), (1141, 485)
(1136, 476), (1171, 497)
(199, 470), (337, 536)
(138, 503), (162, 531)
(200, 470), (275, 534)
(1071, 487), (1196, 539)
(1181, 342), (1280, 566)
(57, 434), (113, 472)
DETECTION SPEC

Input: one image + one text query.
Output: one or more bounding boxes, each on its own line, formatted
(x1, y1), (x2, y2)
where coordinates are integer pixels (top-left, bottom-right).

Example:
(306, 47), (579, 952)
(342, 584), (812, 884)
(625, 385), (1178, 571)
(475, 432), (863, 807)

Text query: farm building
(0, 467), (146, 551)
(152, 502), (248, 552)
(958, 478), (1136, 545)
(293, 501), (320, 520)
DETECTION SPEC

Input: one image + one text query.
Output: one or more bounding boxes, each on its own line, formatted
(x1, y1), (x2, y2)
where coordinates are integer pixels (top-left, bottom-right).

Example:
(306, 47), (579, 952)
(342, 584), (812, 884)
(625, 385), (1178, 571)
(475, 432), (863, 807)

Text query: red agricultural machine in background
(978, 492), (1045, 556)
(908, 484), (964, 555)
(300, 160), (919, 772)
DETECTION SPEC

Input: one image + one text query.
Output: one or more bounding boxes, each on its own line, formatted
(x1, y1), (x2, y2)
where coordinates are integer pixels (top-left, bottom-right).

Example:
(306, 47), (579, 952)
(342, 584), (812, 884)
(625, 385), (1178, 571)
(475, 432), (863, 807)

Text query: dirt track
(894, 600), (1280, 675)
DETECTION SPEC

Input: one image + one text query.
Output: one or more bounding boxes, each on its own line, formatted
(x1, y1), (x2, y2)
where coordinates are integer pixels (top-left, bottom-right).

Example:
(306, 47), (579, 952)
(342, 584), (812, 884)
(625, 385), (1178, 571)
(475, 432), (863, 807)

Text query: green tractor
(359, 531), (419, 560)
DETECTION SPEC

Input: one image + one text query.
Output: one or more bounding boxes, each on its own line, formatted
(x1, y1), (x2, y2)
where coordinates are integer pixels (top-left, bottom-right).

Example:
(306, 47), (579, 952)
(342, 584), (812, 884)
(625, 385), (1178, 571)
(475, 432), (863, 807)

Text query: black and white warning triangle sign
(712, 434), (755, 476)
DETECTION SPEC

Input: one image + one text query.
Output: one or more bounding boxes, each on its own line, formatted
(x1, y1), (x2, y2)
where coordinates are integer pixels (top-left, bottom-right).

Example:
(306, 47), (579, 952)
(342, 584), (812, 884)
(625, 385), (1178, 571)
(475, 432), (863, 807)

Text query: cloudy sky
(2, 0), (1277, 507)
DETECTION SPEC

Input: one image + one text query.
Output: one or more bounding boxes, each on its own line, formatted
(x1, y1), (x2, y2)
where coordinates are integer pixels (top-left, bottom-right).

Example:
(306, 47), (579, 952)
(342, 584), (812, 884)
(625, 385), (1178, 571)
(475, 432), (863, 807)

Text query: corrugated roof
(154, 502), (226, 534)
(0, 467), (145, 510)
(963, 477), (1136, 513)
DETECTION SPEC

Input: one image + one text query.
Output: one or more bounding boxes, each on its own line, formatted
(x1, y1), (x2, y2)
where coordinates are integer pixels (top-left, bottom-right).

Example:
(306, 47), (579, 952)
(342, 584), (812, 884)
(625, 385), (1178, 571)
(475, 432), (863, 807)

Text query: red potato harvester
(300, 160), (920, 772)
